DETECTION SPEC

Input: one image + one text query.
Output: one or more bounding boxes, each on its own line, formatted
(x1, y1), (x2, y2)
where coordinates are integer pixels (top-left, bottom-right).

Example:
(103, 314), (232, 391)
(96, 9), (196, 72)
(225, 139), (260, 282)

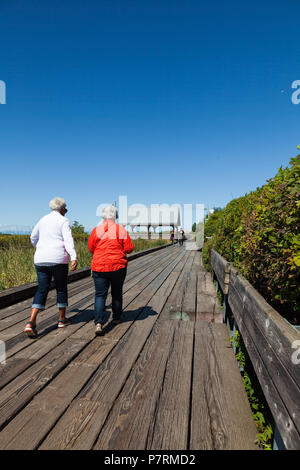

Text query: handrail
(210, 249), (300, 450)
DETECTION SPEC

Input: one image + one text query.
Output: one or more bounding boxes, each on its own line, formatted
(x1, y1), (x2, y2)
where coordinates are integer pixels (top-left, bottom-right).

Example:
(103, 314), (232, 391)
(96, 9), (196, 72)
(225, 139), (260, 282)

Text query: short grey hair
(49, 197), (67, 211)
(102, 205), (118, 220)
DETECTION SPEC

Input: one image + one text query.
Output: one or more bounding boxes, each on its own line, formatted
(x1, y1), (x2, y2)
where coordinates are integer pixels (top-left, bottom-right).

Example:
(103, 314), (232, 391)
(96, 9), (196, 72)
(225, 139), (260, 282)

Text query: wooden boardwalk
(0, 244), (258, 450)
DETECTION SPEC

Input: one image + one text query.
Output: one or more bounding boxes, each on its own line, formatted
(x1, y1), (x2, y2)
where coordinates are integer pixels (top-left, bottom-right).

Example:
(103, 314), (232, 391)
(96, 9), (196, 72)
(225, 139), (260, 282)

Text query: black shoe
(112, 315), (121, 324)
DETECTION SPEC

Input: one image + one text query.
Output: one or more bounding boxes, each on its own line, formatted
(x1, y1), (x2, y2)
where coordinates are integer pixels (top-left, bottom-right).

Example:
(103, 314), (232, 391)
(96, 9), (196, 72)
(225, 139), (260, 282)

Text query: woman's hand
(70, 260), (78, 271)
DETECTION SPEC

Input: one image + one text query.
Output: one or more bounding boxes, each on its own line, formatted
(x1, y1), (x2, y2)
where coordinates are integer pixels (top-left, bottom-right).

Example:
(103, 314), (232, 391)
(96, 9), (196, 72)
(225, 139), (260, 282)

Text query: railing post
(223, 293), (228, 324)
(212, 269), (219, 293)
(273, 424), (285, 450)
(223, 263), (230, 327)
(231, 318), (238, 354)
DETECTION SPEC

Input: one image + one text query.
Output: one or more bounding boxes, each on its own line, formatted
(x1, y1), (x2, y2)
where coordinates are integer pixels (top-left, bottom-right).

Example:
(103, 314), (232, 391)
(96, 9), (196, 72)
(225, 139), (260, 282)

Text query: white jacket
(30, 211), (77, 264)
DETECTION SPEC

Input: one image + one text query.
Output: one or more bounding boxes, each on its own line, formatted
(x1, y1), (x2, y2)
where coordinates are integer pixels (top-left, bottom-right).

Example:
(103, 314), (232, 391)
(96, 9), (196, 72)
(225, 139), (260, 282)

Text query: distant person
(170, 230), (175, 245)
(179, 228), (185, 246)
(88, 205), (135, 335)
(24, 197), (78, 337)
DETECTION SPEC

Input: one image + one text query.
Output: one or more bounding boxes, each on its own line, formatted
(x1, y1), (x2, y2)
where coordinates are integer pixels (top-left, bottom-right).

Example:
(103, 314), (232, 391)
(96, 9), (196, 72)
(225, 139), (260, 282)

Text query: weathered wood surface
(190, 322), (258, 450)
(211, 250), (300, 450)
(211, 250), (231, 295)
(229, 267), (300, 450)
(0, 245), (258, 450)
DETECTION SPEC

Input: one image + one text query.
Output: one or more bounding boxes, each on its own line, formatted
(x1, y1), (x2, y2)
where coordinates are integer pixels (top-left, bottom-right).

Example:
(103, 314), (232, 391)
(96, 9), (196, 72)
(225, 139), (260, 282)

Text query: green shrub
(0, 235), (31, 248)
(203, 155), (300, 324)
(231, 331), (274, 450)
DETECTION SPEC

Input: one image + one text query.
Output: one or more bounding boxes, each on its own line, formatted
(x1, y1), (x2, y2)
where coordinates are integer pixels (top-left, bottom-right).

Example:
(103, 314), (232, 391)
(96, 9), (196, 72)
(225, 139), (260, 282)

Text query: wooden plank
(192, 251), (203, 269)
(228, 272), (300, 450)
(190, 322), (257, 450)
(230, 292), (300, 450)
(209, 250), (300, 449)
(229, 267), (300, 386)
(181, 268), (197, 321)
(78, 263), (189, 409)
(127, 242), (173, 261)
(0, 246), (261, 451)
(190, 323), (213, 449)
(196, 270), (215, 296)
(62, 321), (177, 450)
(0, 358), (34, 390)
(0, 284), (95, 341)
(0, 288), (95, 359)
(0, 303), (95, 389)
(0, 337), (88, 430)
(0, 276), (93, 322)
(159, 252), (195, 321)
(196, 293), (223, 323)
(0, 363), (95, 450)
(118, 249), (179, 308)
(229, 281), (300, 430)
(0, 249), (180, 387)
(211, 249), (230, 294)
(0, 278), (93, 332)
(196, 263), (223, 323)
(0, 330), (131, 449)
(38, 250), (188, 449)
(121, 248), (178, 293)
(146, 321), (195, 450)
(0, 249), (186, 449)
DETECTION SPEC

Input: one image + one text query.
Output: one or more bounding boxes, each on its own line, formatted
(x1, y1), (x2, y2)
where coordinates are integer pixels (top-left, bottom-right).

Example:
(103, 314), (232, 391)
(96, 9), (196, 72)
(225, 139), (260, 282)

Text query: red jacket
(88, 220), (135, 272)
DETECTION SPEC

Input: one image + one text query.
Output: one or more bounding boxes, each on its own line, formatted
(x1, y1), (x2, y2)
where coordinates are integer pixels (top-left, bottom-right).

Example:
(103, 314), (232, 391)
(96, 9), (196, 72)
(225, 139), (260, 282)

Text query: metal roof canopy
(118, 204), (181, 228)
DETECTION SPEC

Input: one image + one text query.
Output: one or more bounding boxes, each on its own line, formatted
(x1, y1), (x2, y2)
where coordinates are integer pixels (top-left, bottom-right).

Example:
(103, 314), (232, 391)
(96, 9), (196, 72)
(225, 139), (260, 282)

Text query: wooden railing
(211, 249), (300, 450)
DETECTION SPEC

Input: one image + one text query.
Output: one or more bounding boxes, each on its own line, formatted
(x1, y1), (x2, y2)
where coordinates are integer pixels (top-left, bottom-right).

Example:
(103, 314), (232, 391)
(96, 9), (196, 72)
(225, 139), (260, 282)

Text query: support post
(159, 224), (162, 240)
(273, 424), (285, 450)
(223, 293), (228, 324)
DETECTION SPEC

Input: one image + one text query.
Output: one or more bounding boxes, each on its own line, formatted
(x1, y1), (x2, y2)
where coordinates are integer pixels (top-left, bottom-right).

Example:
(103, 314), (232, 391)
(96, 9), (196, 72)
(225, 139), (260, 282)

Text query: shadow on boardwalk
(71, 305), (158, 336)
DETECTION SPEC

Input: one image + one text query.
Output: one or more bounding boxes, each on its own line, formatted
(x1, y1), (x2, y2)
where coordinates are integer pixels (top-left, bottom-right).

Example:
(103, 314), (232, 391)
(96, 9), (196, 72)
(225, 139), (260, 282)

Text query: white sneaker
(95, 323), (103, 336)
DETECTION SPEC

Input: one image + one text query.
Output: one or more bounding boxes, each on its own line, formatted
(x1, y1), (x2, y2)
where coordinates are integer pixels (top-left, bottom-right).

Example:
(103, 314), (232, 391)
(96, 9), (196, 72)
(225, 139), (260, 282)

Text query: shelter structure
(118, 204), (181, 239)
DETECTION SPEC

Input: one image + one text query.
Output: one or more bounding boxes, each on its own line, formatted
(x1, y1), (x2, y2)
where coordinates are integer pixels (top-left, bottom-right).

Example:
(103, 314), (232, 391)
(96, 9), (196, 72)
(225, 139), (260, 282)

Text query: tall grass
(0, 245), (36, 290)
(0, 237), (169, 290)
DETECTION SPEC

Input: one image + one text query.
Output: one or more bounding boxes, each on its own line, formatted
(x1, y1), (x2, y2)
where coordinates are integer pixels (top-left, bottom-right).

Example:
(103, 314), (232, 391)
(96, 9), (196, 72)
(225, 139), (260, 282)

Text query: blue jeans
(32, 264), (68, 310)
(92, 267), (127, 325)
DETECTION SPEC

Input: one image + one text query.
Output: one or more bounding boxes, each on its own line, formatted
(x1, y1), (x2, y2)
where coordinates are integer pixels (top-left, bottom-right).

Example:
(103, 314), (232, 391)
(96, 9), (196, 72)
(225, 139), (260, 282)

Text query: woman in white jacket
(24, 197), (78, 337)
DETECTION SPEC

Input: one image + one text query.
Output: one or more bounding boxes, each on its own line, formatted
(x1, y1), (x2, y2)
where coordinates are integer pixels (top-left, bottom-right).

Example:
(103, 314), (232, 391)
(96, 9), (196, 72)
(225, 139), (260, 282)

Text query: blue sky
(0, 0), (299, 231)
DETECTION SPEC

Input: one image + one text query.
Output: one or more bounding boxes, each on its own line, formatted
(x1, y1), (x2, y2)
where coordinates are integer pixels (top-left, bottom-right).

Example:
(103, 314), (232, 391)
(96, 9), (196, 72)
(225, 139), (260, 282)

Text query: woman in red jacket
(88, 205), (134, 335)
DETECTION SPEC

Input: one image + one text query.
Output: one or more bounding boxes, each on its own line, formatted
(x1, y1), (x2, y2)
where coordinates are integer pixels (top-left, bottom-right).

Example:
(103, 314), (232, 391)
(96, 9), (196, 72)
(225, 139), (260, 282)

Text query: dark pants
(32, 264), (68, 310)
(92, 267), (127, 325)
